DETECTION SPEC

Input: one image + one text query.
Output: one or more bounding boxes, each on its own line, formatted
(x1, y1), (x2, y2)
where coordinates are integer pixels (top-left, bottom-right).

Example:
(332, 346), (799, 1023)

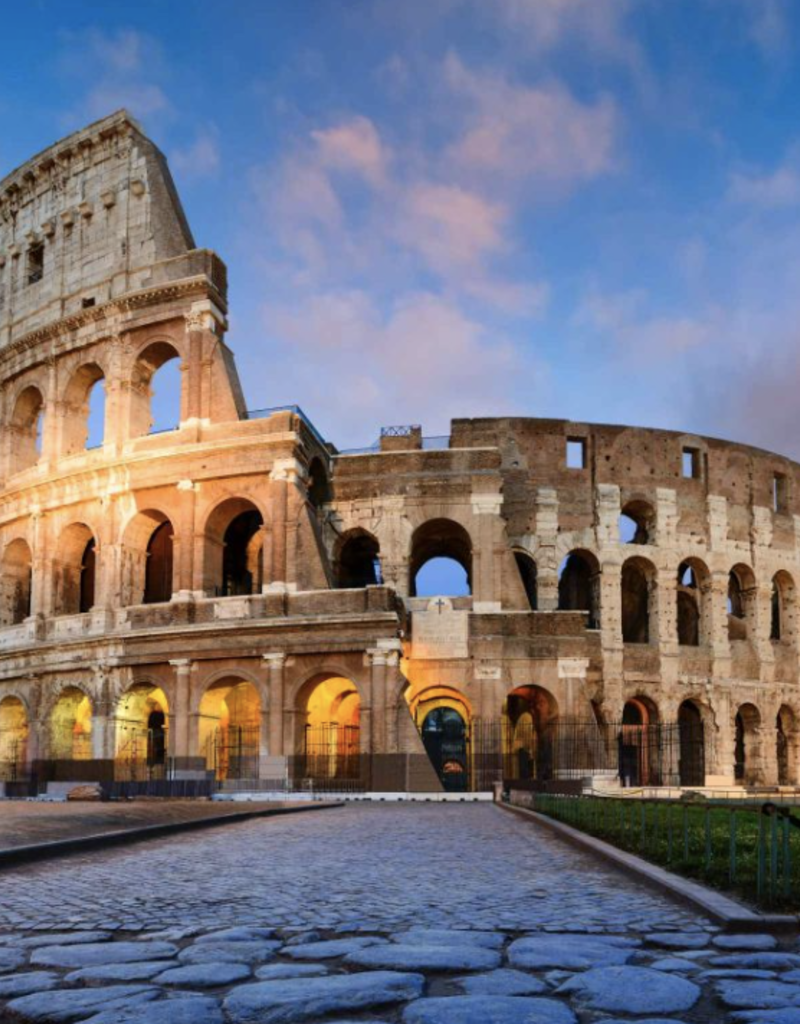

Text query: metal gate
(301, 724), (361, 781)
(207, 725), (260, 780)
(115, 728), (168, 782)
(0, 736), (26, 782)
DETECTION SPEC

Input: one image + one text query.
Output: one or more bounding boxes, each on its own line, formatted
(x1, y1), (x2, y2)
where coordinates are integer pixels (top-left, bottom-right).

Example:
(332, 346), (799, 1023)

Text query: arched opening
(0, 539), (33, 626)
(678, 700), (705, 787)
(620, 697), (660, 787)
(50, 687), (92, 761)
(55, 524), (97, 616)
(335, 530), (381, 588)
(0, 696), (28, 780)
(777, 705), (797, 786)
(771, 571), (796, 644)
(129, 341), (182, 438)
(621, 557), (654, 644)
(115, 684), (169, 779)
(677, 560), (707, 647)
(504, 685), (558, 781)
(144, 521), (174, 604)
(409, 519), (472, 598)
(199, 678), (261, 781)
(619, 500), (655, 545)
(734, 703), (762, 785)
(9, 385), (44, 473)
(558, 550), (599, 628)
(514, 551), (538, 610)
(203, 498), (264, 597)
(297, 674), (361, 781)
(61, 363), (105, 454)
(728, 564), (756, 642)
(410, 686), (472, 792)
(307, 456), (332, 509)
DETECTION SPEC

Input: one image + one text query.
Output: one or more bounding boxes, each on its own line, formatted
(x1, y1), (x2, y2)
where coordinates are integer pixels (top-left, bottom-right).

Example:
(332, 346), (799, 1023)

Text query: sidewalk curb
(498, 801), (798, 934)
(0, 801), (343, 869)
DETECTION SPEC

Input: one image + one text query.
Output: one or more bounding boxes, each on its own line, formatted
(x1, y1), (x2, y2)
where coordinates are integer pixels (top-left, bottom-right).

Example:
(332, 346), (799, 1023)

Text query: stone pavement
(0, 800), (304, 851)
(0, 802), (794, 1022)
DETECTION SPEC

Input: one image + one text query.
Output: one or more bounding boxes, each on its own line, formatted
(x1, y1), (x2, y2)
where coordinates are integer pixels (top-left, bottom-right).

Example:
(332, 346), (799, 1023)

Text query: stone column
(263, 653), (286, 757)
(470, 492), (503, 611)
(557, 658), (590, 717)
(535, 488), (559, 610)
(367, 648), (390, 753)
(169, 658), (194, 774)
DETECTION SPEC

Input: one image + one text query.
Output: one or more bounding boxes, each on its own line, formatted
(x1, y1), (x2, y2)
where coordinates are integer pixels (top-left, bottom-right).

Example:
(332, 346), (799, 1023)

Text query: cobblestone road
(0, 803), (791, 1022)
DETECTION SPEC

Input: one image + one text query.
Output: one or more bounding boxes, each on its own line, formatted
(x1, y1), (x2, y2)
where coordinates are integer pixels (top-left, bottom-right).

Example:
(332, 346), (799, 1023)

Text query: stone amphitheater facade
(0, 110), (798, 794)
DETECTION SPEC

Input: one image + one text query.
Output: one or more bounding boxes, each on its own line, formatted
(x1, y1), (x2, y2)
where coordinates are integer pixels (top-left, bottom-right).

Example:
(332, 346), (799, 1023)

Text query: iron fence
(206, 725), (260, 781)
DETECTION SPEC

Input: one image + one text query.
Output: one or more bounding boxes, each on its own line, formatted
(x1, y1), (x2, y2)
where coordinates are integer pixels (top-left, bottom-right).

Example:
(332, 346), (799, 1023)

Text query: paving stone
(256, 963), (329, 980)
(156, 962), (252, 987)
(402, 995), (577, 1024)
(6, 985), (159, 1022)
(31, 941), (178, 968)
(558, 965), (701, 1013)
(702, 969), (778, 980)
(0, 946), (26, 973)
(224, 970), (425, 1023)
(66, 961), (181, 983)
(0, 971), (59, 997)
(732, 1012), (800, 1023)
(395, 928), (505, 950)
(84, 995), (225, 1024)
(18, 930), (112, 948)
(196, 927), (275, 944)
(454, 968), (548, 995)
(284, 936), (384, 960)
(178, 940), (281, 965)
(345, 942), (501, 971)
(646, 931), (710, 949)
(715, 934), (779, 951)
(649, 956), (699, 971)
(711, 954), (800, 970)
(285, 931), (322, 946)
(717, 980), (800, 1009)
(508, 934), (639, 970)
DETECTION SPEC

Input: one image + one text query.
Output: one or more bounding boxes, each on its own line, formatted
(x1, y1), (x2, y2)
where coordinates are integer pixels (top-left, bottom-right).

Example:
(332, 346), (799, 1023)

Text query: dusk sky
(3, 1), (800, 454)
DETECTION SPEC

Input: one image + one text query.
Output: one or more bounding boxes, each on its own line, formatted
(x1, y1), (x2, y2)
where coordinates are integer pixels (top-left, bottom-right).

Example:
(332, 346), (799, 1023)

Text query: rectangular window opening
(27, 243), (44, 286)
(682, 447), (701, 479)
(774, 473), (788, 514)
(566, 437), (586, 470)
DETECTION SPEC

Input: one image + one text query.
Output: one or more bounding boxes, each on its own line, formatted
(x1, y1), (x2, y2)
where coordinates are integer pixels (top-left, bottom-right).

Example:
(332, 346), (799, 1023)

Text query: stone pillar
(174, 479), (198, 595)
(534, 488), (559, 610)
(656, 568), (678, 654)
(169, 658), (197, 776)
(708, 571), (731, 661)
(367, 648), (390, 753)
(263, 653), (287, 758)
(595, 483), (620, 548)
(471, 492), (503, 611)
(557, 658), (590, 717)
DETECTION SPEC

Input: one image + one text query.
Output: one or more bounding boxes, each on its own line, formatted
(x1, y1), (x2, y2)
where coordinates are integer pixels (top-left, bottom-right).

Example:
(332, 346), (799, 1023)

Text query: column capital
(262, 652), (287, 668)
(169, 658), (193, 670)
(557, 657), (590, 679)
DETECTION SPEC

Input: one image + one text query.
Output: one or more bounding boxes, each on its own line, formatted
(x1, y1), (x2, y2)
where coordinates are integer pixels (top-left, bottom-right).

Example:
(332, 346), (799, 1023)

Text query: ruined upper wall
(0, 110), (206, 347)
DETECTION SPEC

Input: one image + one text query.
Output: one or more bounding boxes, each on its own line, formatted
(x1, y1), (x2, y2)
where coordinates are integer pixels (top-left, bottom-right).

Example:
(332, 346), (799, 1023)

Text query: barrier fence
(525, 792), (800, 909)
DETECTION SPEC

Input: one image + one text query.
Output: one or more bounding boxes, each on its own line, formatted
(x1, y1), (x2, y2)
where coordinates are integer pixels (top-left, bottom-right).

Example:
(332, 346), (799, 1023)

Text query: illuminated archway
(0, 696), (28, 779)
(504, 685), (558, 781)
(0, 538), (33, 625)
(297, 674), (361, 780)
(620, 697), (660, 787)
(50, 687), (92, 761)
(410, 685), (472, 792)
(115, 684), (169, 779)
(199, 678), (261, 780)
(202, 497), (264, 596)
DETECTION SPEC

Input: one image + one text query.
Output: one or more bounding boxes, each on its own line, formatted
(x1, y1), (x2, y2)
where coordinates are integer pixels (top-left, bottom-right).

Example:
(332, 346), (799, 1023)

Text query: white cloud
(728, 153), (800, 208)
(170, 127), (221, 180)
(312, 116), (389, 186)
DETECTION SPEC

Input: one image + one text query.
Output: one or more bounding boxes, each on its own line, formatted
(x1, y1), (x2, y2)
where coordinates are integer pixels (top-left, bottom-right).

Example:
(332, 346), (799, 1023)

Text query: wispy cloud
(170, 126), (221, 180)
(728, 149), (800, 209)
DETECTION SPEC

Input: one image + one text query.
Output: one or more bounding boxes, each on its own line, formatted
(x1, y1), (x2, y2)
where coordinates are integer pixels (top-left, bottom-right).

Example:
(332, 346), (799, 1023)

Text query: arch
(145, 521), (174, 604)
(203, 497), (264, 596)
(0, 696), (29, 778)
(421, 706), (469, 792)
(9, 385), (44, 473)
(734, 702), (762, 785)
(771, 571), (796, 644)
(728, 563), (756, 641)
(114, 683), (169, 778)
(677, 558), (709, 647)
(49, 686), (92, 760)
(619, 499), (655, 545)
(61, 362), (105, 454)
(335, 529), (381, 589)
(199, 677), (261, 780)
(677, 700), (705, 787)
(409, 518), (472, 598)
(54, 524), (97, 615)
(307, 456), (332, 508)
(777, 705), (798, 786)
(620, 697), (660, 786)
(295, 672), (362, 780)
(514, 550), (538, 610)
(558, 549), (600, 628)
(129, 340), (182, 438)
(504, 684), (559, 781)
(0, 538), (32, 626)
(621, 556), (655, 644)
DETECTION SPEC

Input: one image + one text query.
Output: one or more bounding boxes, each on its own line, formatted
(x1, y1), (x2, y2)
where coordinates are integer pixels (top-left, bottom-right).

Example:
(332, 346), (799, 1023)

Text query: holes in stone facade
(336, 530), (381, 589)
(621, 557), (654, 644)
(566, 437), (586, 469)
(27, 242), (44, 286)
(514, 551), (538, 610)
(682, 447), (701, 479)
(558, 550), (599, 628)
(619, 499), (655, 544)
(773, 472), (789, 514)
(410, 519), (472, 598)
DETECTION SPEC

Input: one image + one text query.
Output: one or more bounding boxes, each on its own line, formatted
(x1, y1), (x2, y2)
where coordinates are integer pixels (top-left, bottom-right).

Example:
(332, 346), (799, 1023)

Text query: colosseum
(0, 109), (797, 798)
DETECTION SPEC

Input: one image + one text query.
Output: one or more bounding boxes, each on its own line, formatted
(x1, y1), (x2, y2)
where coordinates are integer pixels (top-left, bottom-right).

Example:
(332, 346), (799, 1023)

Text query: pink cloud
(312, 115), (389, 186)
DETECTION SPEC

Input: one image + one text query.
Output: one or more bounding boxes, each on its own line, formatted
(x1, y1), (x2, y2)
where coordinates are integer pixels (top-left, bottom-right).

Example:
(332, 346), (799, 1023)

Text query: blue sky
(4, 0), (800, 455)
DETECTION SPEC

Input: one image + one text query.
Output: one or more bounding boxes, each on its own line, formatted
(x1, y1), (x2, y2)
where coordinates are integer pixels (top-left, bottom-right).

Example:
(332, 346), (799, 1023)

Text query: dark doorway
(337, 532), (381, 588)
(79, 539), (96, 613)
(144, 521), (173, 603)
(678, 701), (705, 786)
(222, 511), (263, 596)
(421, 707), (468, 792)
(147, 709), (167, 766)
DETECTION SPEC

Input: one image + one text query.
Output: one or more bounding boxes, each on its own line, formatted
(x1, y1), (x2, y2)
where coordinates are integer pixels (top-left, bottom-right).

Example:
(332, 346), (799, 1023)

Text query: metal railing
(527, 792), (800, 909)
(246, 404), (327, 450)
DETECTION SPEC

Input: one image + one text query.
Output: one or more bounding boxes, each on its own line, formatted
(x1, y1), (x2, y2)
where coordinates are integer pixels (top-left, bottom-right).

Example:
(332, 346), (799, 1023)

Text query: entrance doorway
(421, 707), (468, 792)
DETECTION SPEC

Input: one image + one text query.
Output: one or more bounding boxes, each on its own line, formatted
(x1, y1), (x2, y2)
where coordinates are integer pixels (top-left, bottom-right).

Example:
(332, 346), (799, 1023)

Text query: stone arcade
(0, 110), (799, 795)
